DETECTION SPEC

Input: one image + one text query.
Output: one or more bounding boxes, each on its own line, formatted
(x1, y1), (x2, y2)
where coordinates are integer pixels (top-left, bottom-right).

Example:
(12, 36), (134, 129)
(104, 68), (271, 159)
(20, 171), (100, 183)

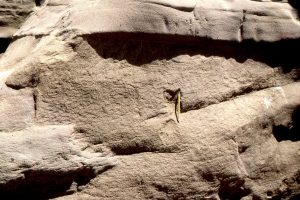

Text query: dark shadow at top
(289, 0), (300, 18)
(85, 33), (300, 76)
(273, 106), (300, 142)
(0, 38), (12, 54)
(35, 0), (45, 6)
(0, 166), (102, 200)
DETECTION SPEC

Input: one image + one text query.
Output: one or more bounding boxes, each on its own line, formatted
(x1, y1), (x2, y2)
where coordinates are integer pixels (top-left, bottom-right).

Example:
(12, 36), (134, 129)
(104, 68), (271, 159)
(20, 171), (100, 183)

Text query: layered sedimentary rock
(0, 0), (34, 36)
(0, 0), (35, 54)
(0, 0), (299, 199)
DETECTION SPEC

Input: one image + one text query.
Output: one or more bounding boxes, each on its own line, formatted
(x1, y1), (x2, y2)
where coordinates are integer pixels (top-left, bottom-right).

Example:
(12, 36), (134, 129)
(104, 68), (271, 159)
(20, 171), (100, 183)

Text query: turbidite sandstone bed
(0, 0), (300, 199)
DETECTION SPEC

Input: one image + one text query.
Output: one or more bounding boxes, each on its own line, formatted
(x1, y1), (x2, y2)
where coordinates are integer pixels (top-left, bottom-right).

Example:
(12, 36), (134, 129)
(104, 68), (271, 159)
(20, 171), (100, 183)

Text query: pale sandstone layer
(0, 0), (299, 199)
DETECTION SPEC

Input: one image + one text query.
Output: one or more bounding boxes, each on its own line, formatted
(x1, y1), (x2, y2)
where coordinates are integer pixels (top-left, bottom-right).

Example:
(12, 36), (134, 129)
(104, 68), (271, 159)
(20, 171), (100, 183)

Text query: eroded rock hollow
(0, 0), (299, 199)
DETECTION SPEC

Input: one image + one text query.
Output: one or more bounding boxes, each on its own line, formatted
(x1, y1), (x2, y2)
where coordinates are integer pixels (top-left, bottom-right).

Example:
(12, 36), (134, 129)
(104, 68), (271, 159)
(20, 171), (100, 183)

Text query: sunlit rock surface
(0, 0), (299, 199)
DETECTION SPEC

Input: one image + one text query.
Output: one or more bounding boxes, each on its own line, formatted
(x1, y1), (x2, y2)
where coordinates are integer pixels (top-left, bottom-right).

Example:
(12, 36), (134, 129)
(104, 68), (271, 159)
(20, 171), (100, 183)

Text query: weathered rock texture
(0, 0), (300, 199)
(0, 0), (34, 36)
(0, 0), (35, 54)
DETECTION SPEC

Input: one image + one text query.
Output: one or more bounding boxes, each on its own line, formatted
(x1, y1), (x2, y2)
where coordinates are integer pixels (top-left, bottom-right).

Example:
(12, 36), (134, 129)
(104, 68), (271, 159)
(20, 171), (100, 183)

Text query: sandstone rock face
(0, 0), (35, 54)
(0, 0), (300, 199)
(0, 0), (34, 37)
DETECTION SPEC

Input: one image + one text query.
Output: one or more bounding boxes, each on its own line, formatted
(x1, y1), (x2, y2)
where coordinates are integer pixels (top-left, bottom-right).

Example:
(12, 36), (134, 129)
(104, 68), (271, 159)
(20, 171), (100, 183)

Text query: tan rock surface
(15, 0), (300, 42)
(0, 125), (116, 199)
(0, 0), (35, 55)
(0, 69), (34, 131)
(0, 0), (35, 37)
(0, 0), (299, 199)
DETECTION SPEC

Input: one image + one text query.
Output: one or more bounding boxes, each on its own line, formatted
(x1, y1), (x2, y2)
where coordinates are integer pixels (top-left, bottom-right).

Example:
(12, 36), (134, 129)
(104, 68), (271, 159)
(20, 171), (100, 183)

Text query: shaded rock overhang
(14, 0), (300, 43)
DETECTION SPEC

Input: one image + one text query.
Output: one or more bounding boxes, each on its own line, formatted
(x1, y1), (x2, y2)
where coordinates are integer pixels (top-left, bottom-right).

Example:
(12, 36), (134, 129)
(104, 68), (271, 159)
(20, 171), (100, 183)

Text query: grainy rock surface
(0, 0), (300, 199)
(0, 0), (34, 37)
(0, 0), (35, 54)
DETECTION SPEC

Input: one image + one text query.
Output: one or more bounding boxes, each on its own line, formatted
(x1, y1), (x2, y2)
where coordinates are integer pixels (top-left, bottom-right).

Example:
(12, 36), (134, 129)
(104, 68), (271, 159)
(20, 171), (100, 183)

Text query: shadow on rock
(273, 106), (300, 142)
(85, 33), (300, 76)
(0, 165), (112, 199)
(289, 0), (300, 18)
(0, 38), (12, 54)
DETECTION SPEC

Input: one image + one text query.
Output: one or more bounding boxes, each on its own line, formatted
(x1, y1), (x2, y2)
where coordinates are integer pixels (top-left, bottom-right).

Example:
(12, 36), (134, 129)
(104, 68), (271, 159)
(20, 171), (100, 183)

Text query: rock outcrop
(0, 0), (35, 54)
(0, 0), (299, 199)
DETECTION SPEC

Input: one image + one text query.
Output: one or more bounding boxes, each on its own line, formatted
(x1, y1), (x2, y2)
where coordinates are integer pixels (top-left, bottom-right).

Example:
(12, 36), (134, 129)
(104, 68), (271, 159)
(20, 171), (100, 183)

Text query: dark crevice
(0, 38), (12, 53)
(201, 172), (215, 182)
(13, 34), (46, 41)
(152, 183), (172, 194)
(33, 91), (38, 118)
(0, 165), (112, 199)
(267, 190), (273, 197)
(30, 73), (40, 86)
(5, 83), (24, 90)
(240, 10), (246, 40)
(273, 106), (300, 142)
(146, 2), (195, 12)
(5, 72), (40, 90)
(145, 112), (168, 120)
(263, 173), (300, 200)
(109, 139), (160, 155)
(238, 145), (249, 154)
(109, 137), (180, 155)
(151, 183), (207, 199)
(75, 127), (88, 134)
(164, 89), (181, 102)
(289, 0), (300, 18)
(35, 0), (45, 7)
(85, 33), (300, 75)
(218, 177), (251, 200)
(197, 168), (251, 200)
(164, 89), (182, 122)
(151, 183), (188, 199)
(181, 84), (265, 114)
